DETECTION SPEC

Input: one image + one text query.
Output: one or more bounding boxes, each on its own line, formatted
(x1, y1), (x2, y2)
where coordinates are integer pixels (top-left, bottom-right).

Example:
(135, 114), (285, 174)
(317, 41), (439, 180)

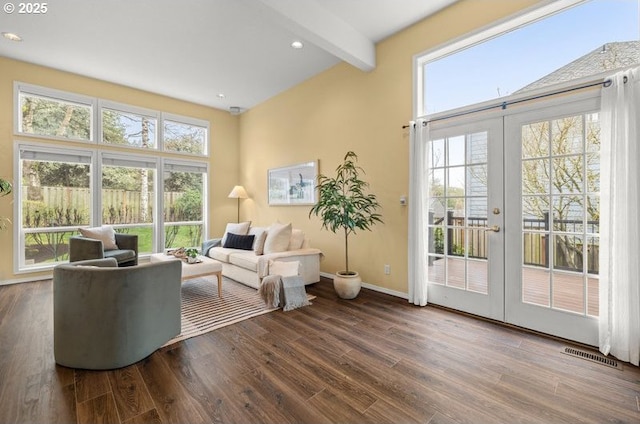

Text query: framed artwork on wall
(268, 160), (317, 205)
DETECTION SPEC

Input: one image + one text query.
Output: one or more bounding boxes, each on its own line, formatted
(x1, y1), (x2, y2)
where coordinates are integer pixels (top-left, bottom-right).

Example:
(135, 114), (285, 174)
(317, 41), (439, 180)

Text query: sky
(424, 0), (640, 115)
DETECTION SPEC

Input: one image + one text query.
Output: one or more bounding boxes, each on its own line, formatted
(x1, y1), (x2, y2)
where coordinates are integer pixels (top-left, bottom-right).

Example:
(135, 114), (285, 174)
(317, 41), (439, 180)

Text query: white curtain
(408, 119), (429, 306)
(599, 67), (640, 366)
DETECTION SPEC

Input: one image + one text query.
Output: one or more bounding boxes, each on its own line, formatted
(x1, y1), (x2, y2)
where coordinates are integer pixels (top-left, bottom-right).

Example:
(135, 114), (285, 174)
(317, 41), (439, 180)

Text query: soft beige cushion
(269, 259), (300, 277)
(263, 222), (292, 254)
(79, 225), (118, 250)
(207, 247), (234, 262)
(248, 226), (268, 255)
(229, 251), (260, 272)
(221, 221), (251, 246)
(254, 231), (268, 255)
(287, 229), (305, 250)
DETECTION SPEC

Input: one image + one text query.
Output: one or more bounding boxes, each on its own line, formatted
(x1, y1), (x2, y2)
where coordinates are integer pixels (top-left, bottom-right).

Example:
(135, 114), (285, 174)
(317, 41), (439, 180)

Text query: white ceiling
(0, 0), (458, 112)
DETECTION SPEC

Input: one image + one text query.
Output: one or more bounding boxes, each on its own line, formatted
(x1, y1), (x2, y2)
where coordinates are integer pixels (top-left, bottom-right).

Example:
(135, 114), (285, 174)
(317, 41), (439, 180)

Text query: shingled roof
(515, 40), (639, 93)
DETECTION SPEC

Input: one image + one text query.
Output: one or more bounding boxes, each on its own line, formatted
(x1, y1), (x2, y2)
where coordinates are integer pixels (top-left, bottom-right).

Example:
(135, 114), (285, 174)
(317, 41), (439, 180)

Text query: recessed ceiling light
(2, 32), (22, 42)
(217, 93), (225, 99)
(291, 41), (303, 49)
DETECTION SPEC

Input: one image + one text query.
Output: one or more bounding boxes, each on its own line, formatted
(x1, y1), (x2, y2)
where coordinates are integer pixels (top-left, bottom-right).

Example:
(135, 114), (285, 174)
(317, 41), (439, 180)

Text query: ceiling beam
(255, 0), (376, 72)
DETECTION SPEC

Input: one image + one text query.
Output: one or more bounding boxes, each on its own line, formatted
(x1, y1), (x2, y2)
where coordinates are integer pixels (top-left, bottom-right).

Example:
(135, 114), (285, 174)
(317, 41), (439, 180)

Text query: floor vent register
(562, 347), (620, 369)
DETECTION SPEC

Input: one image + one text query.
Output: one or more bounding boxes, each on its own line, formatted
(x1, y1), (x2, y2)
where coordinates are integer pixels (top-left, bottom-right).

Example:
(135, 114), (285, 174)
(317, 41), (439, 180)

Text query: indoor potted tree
(0, 177), (12, 231)
(309, 151), (383, 299)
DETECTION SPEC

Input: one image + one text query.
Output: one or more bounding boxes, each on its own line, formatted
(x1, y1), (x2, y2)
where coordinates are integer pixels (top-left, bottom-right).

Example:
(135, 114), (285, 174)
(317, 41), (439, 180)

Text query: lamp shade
(228, 185), (248, 199)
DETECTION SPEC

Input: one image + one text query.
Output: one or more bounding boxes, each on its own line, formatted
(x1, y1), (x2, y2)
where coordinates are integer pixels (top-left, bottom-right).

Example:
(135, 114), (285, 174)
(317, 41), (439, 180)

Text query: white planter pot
(333, 271), (361, 299)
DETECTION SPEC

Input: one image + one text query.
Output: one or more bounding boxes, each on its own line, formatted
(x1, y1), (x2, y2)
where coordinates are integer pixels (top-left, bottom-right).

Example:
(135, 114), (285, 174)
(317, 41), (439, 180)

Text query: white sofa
(201, 222), (322, 289)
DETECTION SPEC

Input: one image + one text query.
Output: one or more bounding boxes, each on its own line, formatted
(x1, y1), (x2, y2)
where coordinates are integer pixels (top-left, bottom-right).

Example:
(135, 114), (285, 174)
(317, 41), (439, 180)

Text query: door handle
(485, 225), (500, 232)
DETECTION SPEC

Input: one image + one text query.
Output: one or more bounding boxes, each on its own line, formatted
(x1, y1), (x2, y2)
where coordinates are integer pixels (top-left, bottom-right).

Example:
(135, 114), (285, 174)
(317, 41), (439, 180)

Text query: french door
(504, 97), (600, 346)
(425, 94), (601, 346)
(426, 118), (504, 321)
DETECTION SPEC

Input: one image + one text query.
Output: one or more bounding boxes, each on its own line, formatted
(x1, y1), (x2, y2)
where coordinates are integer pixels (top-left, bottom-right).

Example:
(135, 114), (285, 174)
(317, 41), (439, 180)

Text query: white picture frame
(268, 160), (317, 205)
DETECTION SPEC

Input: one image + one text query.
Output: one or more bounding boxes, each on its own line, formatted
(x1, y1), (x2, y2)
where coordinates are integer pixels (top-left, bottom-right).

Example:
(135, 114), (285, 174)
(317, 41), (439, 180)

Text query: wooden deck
(428, 258), (599, 316)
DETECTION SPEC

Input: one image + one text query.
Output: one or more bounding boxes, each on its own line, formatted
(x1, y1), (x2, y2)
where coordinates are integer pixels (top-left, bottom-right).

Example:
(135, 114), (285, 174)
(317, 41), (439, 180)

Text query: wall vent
(562, 347), (620, 369)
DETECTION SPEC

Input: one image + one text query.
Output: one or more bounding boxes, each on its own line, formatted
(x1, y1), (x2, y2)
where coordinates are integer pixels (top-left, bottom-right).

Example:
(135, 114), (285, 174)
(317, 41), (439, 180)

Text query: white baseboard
(319, 271), (408, 300)
(320, 271), (334, 279)
(3, 270), (411, 301)
(361, 282), (409, 300)
(0, 273), (52, 286)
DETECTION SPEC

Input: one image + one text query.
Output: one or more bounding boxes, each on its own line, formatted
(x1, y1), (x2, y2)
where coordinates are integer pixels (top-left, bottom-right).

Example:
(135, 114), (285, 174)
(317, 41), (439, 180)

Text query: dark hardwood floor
(0, 277), (638, 424)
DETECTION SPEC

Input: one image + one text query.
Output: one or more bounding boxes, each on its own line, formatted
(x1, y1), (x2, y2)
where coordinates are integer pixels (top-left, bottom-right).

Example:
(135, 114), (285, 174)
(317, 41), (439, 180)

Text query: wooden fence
(23, 186), (187, 224)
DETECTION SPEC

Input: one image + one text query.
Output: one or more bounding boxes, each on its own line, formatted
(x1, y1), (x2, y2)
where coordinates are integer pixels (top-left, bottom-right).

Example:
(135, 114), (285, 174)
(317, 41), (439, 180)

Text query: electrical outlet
(384, 264), (391, 275)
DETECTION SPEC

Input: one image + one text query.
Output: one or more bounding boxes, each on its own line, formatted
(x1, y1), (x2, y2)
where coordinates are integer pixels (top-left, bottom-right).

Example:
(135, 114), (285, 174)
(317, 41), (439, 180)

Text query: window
(15, 83), (209, 157)
(13, 84), (211, 272)
(17, 84), (94, 141)
(18, 145), (93, 269)
(163, 114), (208, 156)
(427, 131), (489, 293)
(100, 102), (158, 149)
(521, 112), (601, 315)
(417, 0), (639, 116)
(101, 155), (157, 255)
(163, 161), (207, 250)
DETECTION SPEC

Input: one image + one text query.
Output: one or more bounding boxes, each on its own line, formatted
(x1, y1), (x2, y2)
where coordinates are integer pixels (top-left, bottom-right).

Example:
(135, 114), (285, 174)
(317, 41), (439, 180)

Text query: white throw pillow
(269, 260), (300, 277)
(263, 222), (292, 254)
(79, 225), (118, 250)
(221, 221), (251, 246)
(247, 227), (267, 252)
(287, 229), (305, 251)
(248, 226), (268, 254)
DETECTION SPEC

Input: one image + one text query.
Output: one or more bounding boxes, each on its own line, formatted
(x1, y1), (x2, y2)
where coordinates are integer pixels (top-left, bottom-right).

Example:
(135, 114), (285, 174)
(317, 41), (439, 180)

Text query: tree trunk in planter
(333, 271), (361, 299)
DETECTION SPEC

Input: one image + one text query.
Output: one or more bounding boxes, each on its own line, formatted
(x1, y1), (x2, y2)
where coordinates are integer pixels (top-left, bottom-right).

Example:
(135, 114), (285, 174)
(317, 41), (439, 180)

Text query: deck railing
(429, 210), (599, 274)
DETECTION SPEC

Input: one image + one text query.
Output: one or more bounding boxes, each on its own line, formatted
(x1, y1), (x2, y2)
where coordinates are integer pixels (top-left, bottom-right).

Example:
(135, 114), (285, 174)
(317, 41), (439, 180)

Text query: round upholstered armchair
(53, 258), (182, 370)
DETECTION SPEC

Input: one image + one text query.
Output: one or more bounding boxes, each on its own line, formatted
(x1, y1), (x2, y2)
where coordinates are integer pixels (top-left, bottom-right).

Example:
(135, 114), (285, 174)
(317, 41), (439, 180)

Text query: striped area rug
(164, 276), (312, 346)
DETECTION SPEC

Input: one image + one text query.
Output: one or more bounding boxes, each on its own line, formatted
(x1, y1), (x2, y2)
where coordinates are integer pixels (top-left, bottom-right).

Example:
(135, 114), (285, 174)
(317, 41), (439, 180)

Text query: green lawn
(24, 224), (203, 265)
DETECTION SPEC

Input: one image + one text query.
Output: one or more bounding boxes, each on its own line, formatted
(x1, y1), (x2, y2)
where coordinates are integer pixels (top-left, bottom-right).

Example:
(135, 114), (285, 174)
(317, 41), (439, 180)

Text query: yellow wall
(0, 57), (240, 283)
(239, 0), (541, 294)
(0, 0), (541, 287)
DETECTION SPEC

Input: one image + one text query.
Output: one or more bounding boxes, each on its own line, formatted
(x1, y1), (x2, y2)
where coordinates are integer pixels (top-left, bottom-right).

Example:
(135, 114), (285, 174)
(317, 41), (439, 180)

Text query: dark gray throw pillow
(223, 233), (255, 250)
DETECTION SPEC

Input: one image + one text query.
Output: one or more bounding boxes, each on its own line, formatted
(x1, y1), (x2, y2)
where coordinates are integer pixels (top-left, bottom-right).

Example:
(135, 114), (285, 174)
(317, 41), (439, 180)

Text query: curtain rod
(403, 77), (618, 129)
